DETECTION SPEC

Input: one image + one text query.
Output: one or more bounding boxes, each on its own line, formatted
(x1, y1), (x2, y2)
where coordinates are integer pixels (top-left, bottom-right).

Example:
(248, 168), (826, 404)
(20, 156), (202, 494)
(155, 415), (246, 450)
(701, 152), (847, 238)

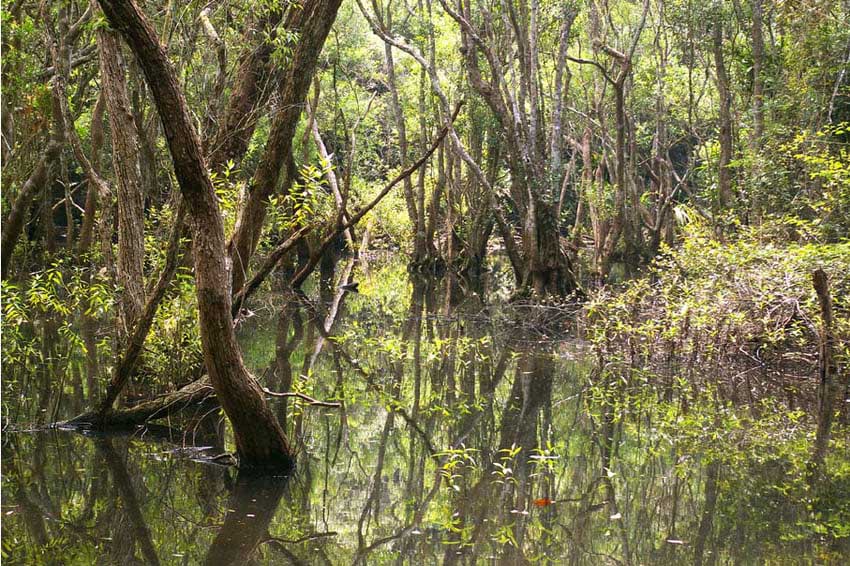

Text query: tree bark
(811, 269), (839, 472)
(204, 8), (286, 170)
(434, 0), (581, 296)
(97, 202), (187, 414)
(77, 90), (106, 256)
(97, 0), (292, 470)
(305, 97), (354, 248)
(713, 20), (734, 210)
(98, 26), (146, 332)
(383, 29), (419, 256)
(751, 0), (765, 144)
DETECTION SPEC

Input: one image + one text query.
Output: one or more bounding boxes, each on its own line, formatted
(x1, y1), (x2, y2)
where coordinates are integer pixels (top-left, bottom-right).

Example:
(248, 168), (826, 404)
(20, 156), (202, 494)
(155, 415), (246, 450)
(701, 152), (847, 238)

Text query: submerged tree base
(66, 377), (216, 429)
(64, 376), (297, 472)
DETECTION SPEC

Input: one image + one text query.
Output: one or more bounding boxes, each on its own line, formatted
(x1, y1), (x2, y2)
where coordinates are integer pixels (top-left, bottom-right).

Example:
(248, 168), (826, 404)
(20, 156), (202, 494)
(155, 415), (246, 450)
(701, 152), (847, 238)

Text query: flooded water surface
(2, 259), (848, 564)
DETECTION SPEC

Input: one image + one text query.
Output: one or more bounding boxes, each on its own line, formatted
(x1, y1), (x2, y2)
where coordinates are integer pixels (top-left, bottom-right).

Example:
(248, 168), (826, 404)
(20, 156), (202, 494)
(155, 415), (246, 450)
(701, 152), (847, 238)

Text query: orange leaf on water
(533, 498), (554, 507)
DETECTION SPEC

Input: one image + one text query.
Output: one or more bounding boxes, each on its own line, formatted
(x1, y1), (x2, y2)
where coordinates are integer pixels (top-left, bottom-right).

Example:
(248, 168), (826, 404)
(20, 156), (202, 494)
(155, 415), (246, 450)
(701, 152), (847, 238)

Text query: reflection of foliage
(4, 256), (850, 563)
(584, 225), (850, 552)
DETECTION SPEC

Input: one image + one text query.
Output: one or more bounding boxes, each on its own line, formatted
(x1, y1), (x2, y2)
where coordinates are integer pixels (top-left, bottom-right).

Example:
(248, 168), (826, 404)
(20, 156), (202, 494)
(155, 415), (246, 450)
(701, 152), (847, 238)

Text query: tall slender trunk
(1, 142), (61, 279)
(694, 462), (720, 566)
(305, 96), (354, 248)
(750, 0), (765, 223)
(713, 21), (734, 210)
(77, 90), (105, 256)
(98, 27), (146, 332)
(384, 34), (418, 257)
(97, 0), (292, 469)
(751, 0), (765, 144)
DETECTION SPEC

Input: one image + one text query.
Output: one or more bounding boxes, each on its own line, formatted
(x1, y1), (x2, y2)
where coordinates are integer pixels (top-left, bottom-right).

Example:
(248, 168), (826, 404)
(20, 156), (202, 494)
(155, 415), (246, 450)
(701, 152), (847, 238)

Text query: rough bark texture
(228, 0), (344, 292)
(97, 0), (292, 470)
(97, 202), (187, 414)
(98, 28), (146, 331)
(70, 377), (215, 428)
(204, 8), (285, 170)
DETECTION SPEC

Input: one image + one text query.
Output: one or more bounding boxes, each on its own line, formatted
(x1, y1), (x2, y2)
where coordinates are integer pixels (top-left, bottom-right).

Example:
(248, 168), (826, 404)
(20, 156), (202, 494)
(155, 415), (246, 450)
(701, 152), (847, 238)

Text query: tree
(438, 0), (582, 296)
(97, 25), (146, 334)
(228, 0), (344, 293)
(96, 0), (292, 470)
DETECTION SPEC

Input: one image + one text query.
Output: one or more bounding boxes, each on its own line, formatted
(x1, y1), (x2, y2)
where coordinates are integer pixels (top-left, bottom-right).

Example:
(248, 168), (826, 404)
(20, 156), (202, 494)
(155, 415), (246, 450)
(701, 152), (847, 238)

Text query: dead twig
(261, 388), (342, 408)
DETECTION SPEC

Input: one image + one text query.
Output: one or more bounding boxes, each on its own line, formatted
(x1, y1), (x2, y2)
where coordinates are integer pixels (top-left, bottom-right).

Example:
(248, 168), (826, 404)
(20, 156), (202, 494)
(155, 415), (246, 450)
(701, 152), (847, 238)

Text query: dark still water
(2, 258), (848, 564)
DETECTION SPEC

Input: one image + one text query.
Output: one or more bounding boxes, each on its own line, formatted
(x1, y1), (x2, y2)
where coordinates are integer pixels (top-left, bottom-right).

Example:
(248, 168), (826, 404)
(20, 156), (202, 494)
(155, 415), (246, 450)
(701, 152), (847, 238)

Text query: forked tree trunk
(204, 8), (285, 171)
(97, 0), (292, 470)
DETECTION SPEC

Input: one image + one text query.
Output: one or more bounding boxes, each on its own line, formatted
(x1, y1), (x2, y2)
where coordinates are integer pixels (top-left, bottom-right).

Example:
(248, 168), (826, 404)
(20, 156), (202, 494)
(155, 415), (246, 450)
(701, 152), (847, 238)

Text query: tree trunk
(204, 8), (286, 171)
(305, 97), (354, 248)
(713, 20), (734, 210)
(228, 0), (343, 292)
(384, 33), (418, 257)
(77, 90), (105, 256)
(751, 0), (765, 144)
(523, 196), (576, 296)
(811, 269), (839, 473)
(1, 142), (61, 280)
(98, 27), (146, 332)
(97, 0), (292, 470)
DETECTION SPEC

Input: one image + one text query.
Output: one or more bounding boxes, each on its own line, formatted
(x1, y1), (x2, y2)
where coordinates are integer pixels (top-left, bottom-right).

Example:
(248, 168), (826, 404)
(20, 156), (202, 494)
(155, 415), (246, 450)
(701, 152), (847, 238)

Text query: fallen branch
(66, 377), (215, 428)
(231, 225), (312, 316)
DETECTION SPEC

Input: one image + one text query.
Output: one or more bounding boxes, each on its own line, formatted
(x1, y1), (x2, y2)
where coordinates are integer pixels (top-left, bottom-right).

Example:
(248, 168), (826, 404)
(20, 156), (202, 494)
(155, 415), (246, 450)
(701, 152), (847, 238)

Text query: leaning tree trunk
(204, 7), (285, 171)
(97, 0), (292, 470)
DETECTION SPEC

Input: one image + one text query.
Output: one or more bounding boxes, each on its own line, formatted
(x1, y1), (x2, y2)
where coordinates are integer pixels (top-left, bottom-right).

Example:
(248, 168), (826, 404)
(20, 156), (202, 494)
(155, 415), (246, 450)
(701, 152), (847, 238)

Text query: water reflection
(2, 257), (847, 563)
(203, 474), (288, 566)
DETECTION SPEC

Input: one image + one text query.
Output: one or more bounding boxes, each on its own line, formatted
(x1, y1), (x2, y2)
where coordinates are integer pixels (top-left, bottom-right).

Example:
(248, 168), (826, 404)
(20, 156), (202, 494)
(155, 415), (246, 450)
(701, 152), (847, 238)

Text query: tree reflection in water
(2, 258), (848, 564)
